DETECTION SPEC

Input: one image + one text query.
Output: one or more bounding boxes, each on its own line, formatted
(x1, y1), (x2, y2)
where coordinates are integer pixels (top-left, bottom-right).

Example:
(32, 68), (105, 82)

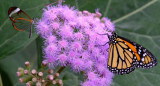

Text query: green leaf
(60, 71), (79, 86)
(0, 0), (49, 60)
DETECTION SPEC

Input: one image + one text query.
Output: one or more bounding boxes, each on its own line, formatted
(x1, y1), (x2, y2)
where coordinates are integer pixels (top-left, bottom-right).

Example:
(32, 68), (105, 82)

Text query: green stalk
(104, 0), (112, 17)
(54, 66), (66, 80)
(113, 0), (158, 24)
(0, 74), (3, 86)
(75, 0), (79, 9)
(36, 36), (44, 69)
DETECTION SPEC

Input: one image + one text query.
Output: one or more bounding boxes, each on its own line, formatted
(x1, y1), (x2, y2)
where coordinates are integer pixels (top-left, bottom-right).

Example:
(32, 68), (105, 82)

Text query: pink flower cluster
(35, 5), (115, 86)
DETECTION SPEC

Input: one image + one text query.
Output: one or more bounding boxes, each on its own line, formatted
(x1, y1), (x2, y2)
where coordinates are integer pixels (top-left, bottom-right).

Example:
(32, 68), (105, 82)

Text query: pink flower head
(102, 17), (115, 32)
(62, 6), (77, 20)
(36, 20), (52, 38)
(68, 51), (77, 59)
(42, 8), (57, 21)
(52, 22), (60, 30)
(89, 32), (98, 42)
(95, 64), (106, 74)
(96, 34), (109, 45)
(35, 4), (115, 86)
(91, 47), (100, 57)
(71, 41), (82, 51)
(84, 60), (93, 69)
(44, 44), (57, 54)
(58, 54), (67, 66)
(71, 58), (85, 71)
(74, 32), (84, 40)
(97, 55), (107, 63)
(87, 72), (97, 80)
(60, 25), (73, 38)
(88, 43), (95, 51)
(81, 52), (89, 59)
(45, 35), (57, 44)
(58, 40), (68, 48)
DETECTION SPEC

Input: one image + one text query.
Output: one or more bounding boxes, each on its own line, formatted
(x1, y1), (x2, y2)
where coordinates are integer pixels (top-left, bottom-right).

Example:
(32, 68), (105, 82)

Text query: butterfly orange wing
(107, 33), (157, 75)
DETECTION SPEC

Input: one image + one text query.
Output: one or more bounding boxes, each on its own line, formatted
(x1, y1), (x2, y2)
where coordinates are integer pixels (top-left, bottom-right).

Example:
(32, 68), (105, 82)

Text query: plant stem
(0, 74), (3, 86)
(104, 0), (112, 17)
(75, 0), (79, 9)
(113, 0), (158, 24)
(57, 66), (65, 74)
(54, 66), (66, 80)
(36, 36), (44, 69)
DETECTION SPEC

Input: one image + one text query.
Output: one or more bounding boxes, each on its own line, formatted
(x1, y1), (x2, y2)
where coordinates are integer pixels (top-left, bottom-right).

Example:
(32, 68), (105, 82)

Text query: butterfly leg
(29, 23), (32, 38)
(95, 32), (110, 46)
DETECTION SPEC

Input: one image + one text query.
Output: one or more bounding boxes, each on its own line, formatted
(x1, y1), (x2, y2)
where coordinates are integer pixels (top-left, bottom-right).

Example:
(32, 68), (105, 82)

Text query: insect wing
(108, 38), (135, 75)
(107, 32), (157, 75)
(8, 7), (32, 21)
(8, 7), (33, 38)
(12, 18), (32, 31)
(119, 36), (158, 69)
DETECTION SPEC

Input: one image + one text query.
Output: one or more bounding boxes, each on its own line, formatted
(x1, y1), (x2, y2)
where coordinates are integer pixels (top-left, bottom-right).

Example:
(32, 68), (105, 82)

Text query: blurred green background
(0, 0), (160, 86)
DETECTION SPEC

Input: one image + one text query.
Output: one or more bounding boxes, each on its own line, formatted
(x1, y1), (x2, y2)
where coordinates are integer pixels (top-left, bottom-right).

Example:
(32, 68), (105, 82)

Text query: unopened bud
(26, 81), (33, 86)
(32, 77), (37, 82)
(31, 69), (37, 75)
(54, 73), (59, 77)
(24, 70), (28, 74)
(48, 69), (54, 74)
(48, 75), (54, 80)
(16, 72), (23, 77)
(38, 72), (43, 77)
(52, 80), (56, 85)
(42, 61), (48, 67)
(25, 61), (30, 68)
(19, 78), (24, 83)
(36, 82), (41, 86)
(57, 79), (63, 86)
(42, 79), (45, 83)
(18, 67), (24, 72)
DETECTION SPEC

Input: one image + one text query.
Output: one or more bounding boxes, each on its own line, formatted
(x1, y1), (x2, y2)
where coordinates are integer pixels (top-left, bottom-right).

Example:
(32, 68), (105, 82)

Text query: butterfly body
(107, 32), (157, 75)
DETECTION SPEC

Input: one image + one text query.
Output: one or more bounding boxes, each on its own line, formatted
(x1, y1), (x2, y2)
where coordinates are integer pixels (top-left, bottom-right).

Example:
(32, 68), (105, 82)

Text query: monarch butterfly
(107, 32), (158, 75)
(8, 7), (33, 38)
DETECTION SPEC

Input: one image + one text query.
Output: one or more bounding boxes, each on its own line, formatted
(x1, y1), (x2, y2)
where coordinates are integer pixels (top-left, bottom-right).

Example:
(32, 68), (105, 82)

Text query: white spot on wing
(9, 8), (20, 17)
(141, 58), (145, 61)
